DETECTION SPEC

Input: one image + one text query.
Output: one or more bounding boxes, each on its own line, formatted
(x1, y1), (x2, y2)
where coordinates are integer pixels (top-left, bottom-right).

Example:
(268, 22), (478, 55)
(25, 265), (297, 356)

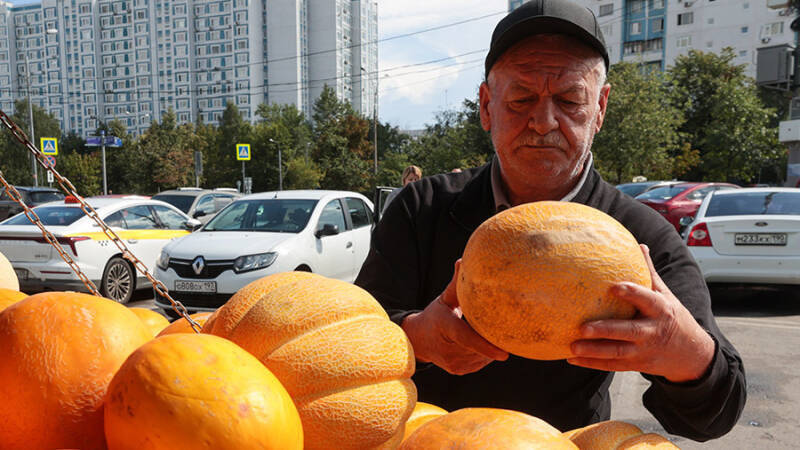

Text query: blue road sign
(236, 143), (251, 161)
(85, 136), (122, 147)
(40, 137), (58, 155)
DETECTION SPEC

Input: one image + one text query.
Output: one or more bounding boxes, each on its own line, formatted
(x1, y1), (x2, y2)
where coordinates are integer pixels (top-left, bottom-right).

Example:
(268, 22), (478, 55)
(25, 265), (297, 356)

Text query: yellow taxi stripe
(66, 230), (189, 241)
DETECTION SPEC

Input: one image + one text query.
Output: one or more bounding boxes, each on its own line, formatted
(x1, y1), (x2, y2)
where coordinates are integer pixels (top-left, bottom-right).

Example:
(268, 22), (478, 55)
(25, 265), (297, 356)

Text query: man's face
(479, 34), (610, 197)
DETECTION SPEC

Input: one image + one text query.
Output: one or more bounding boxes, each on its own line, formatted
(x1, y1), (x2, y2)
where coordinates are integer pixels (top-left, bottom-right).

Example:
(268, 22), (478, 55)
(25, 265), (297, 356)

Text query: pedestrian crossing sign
(236, 143), (251, 161)
(40, 137), (58, 156)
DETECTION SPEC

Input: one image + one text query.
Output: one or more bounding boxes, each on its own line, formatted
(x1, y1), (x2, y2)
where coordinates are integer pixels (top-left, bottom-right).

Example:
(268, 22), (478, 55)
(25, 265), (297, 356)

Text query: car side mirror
(315, 223), (339, 238)
(193, 210), (206, 218)
(679, 216), (694, 227)
(185, 218), (202, 231)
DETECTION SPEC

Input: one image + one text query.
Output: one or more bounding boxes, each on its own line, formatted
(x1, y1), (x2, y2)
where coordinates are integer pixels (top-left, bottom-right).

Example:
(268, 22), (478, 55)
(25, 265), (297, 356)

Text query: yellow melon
(402, 402), (448, 442)
(205, 272), (416, 450)
(458, 201), (651, 360)
(400, 408), (578, 449)
(129, 307), (170, 337)
(618, 433), (680, 449)
(156, 312), (212, 336)
(564, 420), (644, 449)
(0, 287), (27, 311)
(0, 250), (19, 291)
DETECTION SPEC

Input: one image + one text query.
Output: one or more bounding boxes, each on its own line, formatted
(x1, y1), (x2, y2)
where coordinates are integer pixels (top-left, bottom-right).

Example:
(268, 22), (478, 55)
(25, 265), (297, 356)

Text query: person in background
(356, 0), (745, 442)
(382, 165), (422, 213)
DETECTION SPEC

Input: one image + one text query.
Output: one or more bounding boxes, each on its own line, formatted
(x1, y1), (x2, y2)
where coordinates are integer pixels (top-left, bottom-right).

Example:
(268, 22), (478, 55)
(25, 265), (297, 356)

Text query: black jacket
(355, 159), (746, 441)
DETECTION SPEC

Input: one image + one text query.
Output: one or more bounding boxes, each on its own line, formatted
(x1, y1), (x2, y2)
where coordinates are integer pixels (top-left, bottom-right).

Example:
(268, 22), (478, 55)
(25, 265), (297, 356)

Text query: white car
(153, 190), (374, 315)
(0, 196), (200, 303)
(684, 188), (800, 286)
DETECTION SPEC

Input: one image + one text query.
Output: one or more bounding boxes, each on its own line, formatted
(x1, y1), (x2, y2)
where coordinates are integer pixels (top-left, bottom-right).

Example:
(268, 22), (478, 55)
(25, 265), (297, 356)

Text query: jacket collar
(449, 156), (600, 233)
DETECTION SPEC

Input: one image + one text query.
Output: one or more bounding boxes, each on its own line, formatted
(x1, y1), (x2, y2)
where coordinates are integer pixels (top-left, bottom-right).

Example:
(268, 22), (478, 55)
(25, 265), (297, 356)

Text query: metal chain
(0, 109), (201, 333)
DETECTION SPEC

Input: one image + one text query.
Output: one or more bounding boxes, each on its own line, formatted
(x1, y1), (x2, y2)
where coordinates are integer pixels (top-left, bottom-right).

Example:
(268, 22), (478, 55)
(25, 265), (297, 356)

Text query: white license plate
(174, 280), (217, 293)
(14, 268), (28, 280)
(734, 233), (787, 246)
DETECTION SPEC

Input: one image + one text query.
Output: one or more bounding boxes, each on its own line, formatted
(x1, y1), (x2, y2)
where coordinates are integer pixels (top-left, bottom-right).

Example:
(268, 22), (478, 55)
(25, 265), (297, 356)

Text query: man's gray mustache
(513, 134), (567, 149)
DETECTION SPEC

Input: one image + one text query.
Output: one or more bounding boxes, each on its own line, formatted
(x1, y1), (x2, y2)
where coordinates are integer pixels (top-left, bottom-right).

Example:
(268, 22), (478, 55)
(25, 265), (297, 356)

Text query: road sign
(43, 155), (56, 168)
(40, 137), (58, 155)
(236, 143), (251, 161)
(46, 171), (54, 184)
(85, 136), (122, 147)
(105, 136), (123, 147)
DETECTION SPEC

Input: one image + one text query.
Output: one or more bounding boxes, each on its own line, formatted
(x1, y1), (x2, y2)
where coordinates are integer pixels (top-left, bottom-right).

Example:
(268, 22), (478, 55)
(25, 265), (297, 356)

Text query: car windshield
(151, 194), (195, 213)
(635, 185), (691, 201)
(705, 191), (800, 216)
(1, 206), (85, 226)
(617, 183), (654, 197)
(29, 191), (65, 204)
(204, 199), (318, 233)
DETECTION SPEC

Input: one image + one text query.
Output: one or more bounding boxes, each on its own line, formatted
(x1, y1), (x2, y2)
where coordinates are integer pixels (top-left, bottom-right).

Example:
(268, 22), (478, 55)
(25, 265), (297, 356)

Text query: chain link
(0, 109), (201, 333)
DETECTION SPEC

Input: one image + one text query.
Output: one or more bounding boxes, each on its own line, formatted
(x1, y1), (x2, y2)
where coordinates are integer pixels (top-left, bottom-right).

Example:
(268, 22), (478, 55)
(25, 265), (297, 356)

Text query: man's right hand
(401, 260), (509, 375)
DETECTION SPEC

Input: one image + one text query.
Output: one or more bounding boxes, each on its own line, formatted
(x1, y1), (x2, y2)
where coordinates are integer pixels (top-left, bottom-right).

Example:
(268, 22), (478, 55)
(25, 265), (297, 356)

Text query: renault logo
(192, 256), (205, 275)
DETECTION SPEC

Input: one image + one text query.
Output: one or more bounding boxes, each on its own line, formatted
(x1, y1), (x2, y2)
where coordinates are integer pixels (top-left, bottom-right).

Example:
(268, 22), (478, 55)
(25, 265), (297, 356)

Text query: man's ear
(594, 83), (611, 133)
(479, 81), (492, 132)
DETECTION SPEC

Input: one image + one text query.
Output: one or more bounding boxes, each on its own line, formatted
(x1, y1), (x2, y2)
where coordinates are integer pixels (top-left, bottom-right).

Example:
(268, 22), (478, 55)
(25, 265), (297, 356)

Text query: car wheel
(102, 256), (135, 304)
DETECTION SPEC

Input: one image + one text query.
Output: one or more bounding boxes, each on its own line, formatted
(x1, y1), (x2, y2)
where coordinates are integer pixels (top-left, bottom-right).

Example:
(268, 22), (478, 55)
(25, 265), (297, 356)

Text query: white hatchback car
(684, 188), (800, 286)
(0, 196), (199, 303)
(153, 190), (374, 315)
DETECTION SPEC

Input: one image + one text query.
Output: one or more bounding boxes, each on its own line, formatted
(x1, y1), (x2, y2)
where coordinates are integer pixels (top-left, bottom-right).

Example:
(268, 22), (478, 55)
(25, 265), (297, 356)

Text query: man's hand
(568, 244), (715, 383)
(402, 260), (509, 375)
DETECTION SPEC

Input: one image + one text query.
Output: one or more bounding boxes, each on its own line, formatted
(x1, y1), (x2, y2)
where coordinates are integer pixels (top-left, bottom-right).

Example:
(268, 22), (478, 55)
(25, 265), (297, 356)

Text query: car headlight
(234, 252), (278, 273)
(156, 250), (170, 270)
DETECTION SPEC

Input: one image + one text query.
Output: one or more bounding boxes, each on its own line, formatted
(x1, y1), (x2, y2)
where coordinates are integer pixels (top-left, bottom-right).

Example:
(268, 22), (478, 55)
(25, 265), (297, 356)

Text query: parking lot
(137, 284), (800, 448)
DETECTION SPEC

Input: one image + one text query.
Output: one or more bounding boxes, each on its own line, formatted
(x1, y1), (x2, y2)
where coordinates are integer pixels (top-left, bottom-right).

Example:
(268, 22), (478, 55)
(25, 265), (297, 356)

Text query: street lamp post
(269, 138), (282, 190)
(23, 51), (37, 187)
(100, 129), (108, 195)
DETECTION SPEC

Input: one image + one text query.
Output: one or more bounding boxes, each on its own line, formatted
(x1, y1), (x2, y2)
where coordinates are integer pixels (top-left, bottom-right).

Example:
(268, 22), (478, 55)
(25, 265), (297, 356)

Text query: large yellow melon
(0, 250), (19, 291)
(563, 420), (644, 449)
(402, 402), (448, 442)
(205, 272), (416, 450)
(129, 307), (170, 337)
(400, 408), (578, 449)
(458, 201), (652, 360)
(618, 433), (680, 449)
(0, 287), (27, 311)
(104, 333), (303, 450)
(0, 292), (152, 450)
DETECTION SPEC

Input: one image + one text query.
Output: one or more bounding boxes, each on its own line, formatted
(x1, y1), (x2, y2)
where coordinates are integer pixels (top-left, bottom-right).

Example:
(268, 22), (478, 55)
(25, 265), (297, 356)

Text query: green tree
(252, 103), (314, 192)
(592, 62), (685, 184)
(668, 49), (784, 183)
(203, 103), (252, 190)
(0, 100), (61, 185)
(59, 152), (102, 196)
(283, 156), (323, 190)
(133, 109), (199, 193)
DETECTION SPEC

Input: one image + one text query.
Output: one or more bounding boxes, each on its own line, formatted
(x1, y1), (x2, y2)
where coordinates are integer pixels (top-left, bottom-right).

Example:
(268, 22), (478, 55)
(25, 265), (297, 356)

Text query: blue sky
(378, 0), (506, 130)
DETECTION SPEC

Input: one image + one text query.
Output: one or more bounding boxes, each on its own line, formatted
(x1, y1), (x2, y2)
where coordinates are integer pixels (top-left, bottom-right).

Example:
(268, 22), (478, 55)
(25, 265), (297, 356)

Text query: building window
(629, 0), (644, 14)
(739, 50), (747, 57)
(652, 0), (664, 9)
(631, 22), (642, 34)
(651, 18), (664, 32)
(677, 12), (693, 26)
(741, 26), (748, 33)
(676, 35), (692, 48)
(601, 24), (613, 37)
(599, 3), (613, 16)
(707, 17), (714, 25)
(761, 22), (784, 37)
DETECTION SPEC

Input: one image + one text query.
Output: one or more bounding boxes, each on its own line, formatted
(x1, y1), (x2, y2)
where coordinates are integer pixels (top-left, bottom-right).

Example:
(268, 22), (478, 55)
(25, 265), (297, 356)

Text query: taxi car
(0, 196), (200, 303)
(154, 190), (374, 315)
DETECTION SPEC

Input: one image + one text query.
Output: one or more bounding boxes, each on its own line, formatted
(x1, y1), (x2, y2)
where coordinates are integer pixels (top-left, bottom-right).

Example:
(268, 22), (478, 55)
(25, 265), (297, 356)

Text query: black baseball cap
(485, 0), (609, 77)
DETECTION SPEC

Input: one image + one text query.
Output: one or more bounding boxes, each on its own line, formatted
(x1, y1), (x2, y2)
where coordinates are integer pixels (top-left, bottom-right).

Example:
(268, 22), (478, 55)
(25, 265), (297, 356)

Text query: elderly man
(355, 0), (746, 442)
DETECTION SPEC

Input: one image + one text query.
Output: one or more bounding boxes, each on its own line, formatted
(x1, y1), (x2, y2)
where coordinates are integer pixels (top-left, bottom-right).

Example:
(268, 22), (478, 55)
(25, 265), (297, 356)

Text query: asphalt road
(129, 285), (800, 449)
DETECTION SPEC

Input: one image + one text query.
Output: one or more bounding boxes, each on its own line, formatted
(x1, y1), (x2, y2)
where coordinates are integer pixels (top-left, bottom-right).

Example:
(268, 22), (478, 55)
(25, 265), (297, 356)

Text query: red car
(635, 182), (740, 232)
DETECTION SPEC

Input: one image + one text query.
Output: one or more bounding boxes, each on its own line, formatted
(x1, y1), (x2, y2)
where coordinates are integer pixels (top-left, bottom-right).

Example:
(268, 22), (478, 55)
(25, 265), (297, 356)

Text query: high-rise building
(507, 0), (797, 78)
(0, 0), (378, 137)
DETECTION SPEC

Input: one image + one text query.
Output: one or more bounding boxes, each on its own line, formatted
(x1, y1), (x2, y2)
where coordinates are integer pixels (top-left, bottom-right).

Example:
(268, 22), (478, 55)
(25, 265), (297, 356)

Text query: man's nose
(527, 99), (559, 135)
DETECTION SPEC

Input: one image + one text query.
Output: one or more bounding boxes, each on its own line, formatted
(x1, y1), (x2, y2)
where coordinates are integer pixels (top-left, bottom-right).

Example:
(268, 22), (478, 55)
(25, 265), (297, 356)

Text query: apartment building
(508, 0), (797, 77)
(0, 0), (378, 137)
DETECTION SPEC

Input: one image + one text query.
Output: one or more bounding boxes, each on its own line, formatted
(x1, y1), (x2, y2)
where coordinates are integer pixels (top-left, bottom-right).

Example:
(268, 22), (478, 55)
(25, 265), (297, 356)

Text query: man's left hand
(567, 244), (715, 383)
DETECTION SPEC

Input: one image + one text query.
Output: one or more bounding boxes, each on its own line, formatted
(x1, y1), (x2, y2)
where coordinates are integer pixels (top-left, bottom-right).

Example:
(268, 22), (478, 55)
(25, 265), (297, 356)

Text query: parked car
(683, 188), (800, 287)
(151, 188), (240, 225)
(0, 196), (200, 303)
(153, 190), (374, 315)
(0, 186), (65, 221)
(635, 182), (740, 232)
(615, 180), (684, 198)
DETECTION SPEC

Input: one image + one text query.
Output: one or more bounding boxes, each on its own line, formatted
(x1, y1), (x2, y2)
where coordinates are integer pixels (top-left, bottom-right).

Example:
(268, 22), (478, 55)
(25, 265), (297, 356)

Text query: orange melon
(129, 307), (170, 337)
(0, 249), (18, 291)
(0, 291), (152, 450)
(458, 201), (651, 360)
(0, 287), (27, 311)
(156, 311), (212, 336)
(563, 420), (644, 449)
(402, 402), (448, 442)
(618, 433), (680, 449)
(400, 408), (579, 449)
(104, 333), (303, 450)
(205, 272), (416, 450)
